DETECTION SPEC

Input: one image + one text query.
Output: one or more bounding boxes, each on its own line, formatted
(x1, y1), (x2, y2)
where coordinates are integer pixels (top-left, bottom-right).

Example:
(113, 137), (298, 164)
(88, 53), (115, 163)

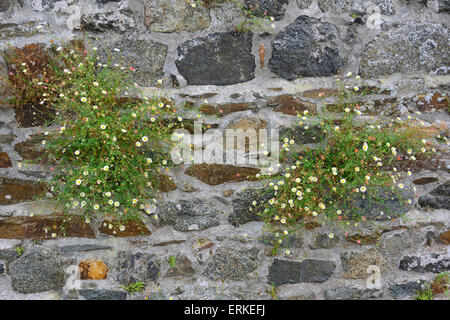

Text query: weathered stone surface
(149, 226), (188, 246)
(14, 134), (45, 161)
(360, 21), (450, 77)
(0, 0), (12, 12)
(230, 189), (274, 227)
(199, 102), (255, 116)
(399, 253), (450, 273)
(59, 244), (112, 253)
(9, 245), (65, 293)
(165, 254), (195, 277)
(346, 187), (414, 221)
(202, 247), (259, 280)
(0, 261), (5, 275)
(116, 251), (161, 286)
(78, 289), (127, 300)
(98, 219), (151, 237)
(0, 248), (18, 263)
(418, 181), (450, 210)
(156, 173), (177, 192)
(244, 0), (289, 20)
(269, 16), (342, 80)
(0, 135), (16, 144)
(405, 93), (449, 113)
(379, 229), (413, 256)
(267, 95), (317, 116)
(341, 248), (387, 279)
(389, 280), (425, 299)
(280, 125), (325, 144)
(413, 177), (439, 185)
(0, 215), (96, 239)
(0, 151), (11, 167)
(268, 259), (336, 285)
(80, 10), (135, 33)
(318, 0), (395, 15)
(144, 0), (210, 33)
(106, 39), (167, 87)
(176, 32), (255, 85)
(79, 259), (109, 280)
(323, 286), (383, 300)
(259, 233), (303, 248)
(428, 0), (450, 12)
(158, 199), (220, 232)
(438, 230), (450, 245)
(310, 234), (340, 249)
(296, 0), (313, 9)
(186, 164), (260, 186)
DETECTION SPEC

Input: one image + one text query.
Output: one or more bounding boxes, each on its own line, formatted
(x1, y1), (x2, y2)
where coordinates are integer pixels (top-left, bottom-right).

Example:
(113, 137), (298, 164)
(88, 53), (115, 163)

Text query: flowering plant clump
(6, 41), (177, 226)
(259, 75), (443, 251)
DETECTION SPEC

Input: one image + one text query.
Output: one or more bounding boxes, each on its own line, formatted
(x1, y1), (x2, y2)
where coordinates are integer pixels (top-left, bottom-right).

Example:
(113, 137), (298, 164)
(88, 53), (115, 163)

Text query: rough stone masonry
(0, 0), (449, 300)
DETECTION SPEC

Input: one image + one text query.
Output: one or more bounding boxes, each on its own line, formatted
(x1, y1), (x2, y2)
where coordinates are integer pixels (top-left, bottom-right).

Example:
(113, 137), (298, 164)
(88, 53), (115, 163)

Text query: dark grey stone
(280, 125), (325, 144)
(230, 189), (274, 227)
(269, 16), (342, 80)
(389, 280), (425, 299)
(399, 253), (450, 273)
(165, 254), (195, 278)
(244, 0), (289, 20)
(97, 0), (122, 3)
(115, 251), (161, 286)
(296, 0), (313, 9)
(0, 261), (5, 275)
(323, 286), (383, 299)
(159, 199), (220, 232)
(418, 181), (450, 210)
(268, 259), (335, 285)
(310, 234), (340, 249)
(0, 0), (12, 12)
(360, 21), (450, 77)
(202, 247), (259, 280)
(428, 0), (450, 12)
(9, 246), (65, 293)
(0, 248), (19, 263)
(259, 233), (303, 248)
(176, 32), (255, 86)
(346, 187), (414, 221)
(79, 289), (127, 300)
(59, 244), (113, 253)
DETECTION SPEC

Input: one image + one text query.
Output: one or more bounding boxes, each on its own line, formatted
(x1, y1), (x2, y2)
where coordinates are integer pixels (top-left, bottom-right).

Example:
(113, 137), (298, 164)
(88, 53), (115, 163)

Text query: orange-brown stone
(98, 219), (151, 237)
(0, 215), (96, 239)
(0, 151), (12, 168)
(267, 95), (317, 116)
(199, 102), (255, 116)
(0, 177), (47, 205)
(438, 230), (450, 245)
(185, 163), (260, 186)
(79, 259), (109, 280)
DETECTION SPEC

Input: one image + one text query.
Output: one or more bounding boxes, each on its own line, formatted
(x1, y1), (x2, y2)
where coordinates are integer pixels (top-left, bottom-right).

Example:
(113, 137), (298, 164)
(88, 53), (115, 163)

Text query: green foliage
(15, 246), (25, 257)
(123, 281), (146, 294)
(259, 75), (438, 235)
(168, 255), (176, 268)
(415, 284), (434, 300)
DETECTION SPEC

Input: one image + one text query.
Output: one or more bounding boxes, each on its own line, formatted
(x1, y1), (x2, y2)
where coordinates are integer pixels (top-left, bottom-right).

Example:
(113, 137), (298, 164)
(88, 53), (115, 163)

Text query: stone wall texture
(0, 0), (449, 300)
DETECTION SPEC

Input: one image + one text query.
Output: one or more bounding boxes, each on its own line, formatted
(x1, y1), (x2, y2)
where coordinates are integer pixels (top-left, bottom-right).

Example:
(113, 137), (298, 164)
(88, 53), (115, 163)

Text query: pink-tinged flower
(357, 240), (361, 244)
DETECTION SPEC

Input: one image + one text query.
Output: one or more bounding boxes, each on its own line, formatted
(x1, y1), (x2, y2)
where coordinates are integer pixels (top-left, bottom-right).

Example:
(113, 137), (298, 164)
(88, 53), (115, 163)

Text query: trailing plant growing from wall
(3, 40), (178, 230)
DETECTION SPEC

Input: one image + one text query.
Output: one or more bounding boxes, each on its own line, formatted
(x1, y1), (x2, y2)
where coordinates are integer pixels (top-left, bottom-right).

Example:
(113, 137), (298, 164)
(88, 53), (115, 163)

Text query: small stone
(202, 247), (259, 280)
(267, 95), (317, 116)
(296, 0), (313, 9)
(318, 0), (395, 15)
(59, 244), (112, 253)
(9, 245), (65, 293)
(165, 254), (195, 277)
(80, 10), (135, 33)
(399, 253), (450, 273)
(341, 248), (387, 279)
(268, 259), (336, 285)
(428, 0), (450, 12)
(310, 234), (340, 249)
(438, 230), (450, 245)
(158, 199), (220, 232)
(418, 181), (450, 210)
(14, 134), (45, 161)
(115, 251), (161, 286)
(389, 281), (425, 300)
(413, 177), (439, 185)
(78, 289), (127, 300)
(199, 102), (255, 116)
(230, 189), (274, 227)
(323, 286), (383, 300)
(79, 259), (109, 280)
(0, 152), (12, 167)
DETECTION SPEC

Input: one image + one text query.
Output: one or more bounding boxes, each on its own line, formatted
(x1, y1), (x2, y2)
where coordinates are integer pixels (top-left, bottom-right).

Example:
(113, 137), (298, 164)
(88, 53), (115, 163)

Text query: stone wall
(0, 0), (449, 300)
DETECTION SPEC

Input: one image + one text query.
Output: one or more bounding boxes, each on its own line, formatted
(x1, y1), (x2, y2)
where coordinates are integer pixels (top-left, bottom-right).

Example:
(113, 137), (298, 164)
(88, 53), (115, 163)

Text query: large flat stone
(360, 21), (450, 77)
(185, 164), (260, 186)
(144, 0), (210, 33)
(269, 16), (342, 80)
(176, 32), (255, 85)
(0, 215), (96, 239)
(268, 259), (336, 285)
(0, 177), (46, 205)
